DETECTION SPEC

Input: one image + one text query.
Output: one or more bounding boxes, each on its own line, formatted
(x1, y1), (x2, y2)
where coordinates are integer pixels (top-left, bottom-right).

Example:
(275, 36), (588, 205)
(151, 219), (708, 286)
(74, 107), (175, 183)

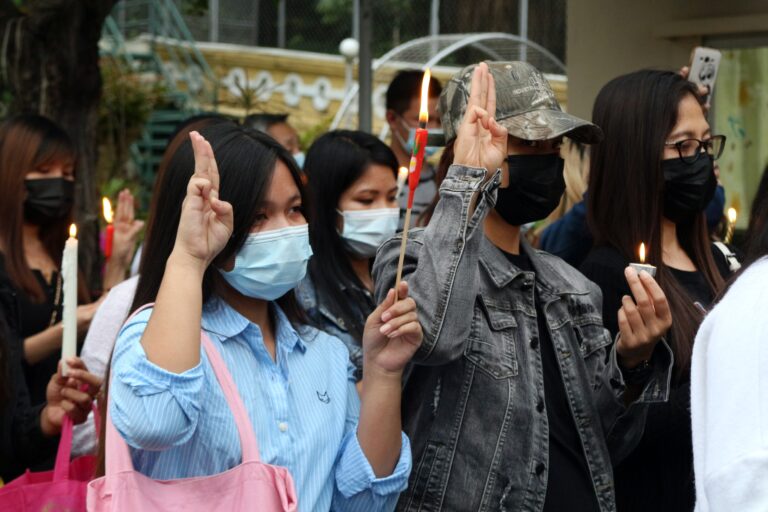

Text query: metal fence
(174, 0), (566, 63)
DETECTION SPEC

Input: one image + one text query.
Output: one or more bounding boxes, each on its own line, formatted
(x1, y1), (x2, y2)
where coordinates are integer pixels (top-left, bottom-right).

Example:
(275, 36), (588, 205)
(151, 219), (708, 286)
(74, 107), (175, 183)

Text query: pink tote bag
(87, 332), (298, 512)
(0, 406), (98, 511)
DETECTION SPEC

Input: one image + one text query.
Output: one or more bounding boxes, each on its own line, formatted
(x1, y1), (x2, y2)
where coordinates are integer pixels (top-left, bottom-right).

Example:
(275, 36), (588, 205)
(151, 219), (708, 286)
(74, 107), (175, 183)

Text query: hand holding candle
(394, 69), (431, 301)
(629, 242), (656, 277)
(61, 224), (78, 376)
(724, 207), (737, 244)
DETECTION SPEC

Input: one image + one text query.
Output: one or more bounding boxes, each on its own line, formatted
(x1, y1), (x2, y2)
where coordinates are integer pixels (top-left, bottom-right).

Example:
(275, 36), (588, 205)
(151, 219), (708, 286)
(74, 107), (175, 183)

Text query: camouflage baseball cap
(440, 61), (603, 144)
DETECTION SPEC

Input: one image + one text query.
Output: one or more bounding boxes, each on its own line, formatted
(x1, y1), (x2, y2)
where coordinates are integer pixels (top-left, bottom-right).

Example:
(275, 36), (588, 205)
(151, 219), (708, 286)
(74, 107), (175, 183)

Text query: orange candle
(102, 197), (114, 260)
(395, 69), (431, 301)
(406, 69), (431, 209)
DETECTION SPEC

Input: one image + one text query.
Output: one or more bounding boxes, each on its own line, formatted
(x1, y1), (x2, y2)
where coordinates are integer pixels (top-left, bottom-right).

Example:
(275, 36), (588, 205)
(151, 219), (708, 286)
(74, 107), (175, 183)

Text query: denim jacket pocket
(401, 441), (449, 512)
(573, 320), (612, 359)
(464, 297), (519, 379)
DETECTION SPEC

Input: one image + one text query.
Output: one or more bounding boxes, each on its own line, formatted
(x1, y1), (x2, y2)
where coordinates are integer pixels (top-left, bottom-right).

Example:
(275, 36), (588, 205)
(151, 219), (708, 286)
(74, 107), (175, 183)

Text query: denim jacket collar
(479, 235), (591, 297)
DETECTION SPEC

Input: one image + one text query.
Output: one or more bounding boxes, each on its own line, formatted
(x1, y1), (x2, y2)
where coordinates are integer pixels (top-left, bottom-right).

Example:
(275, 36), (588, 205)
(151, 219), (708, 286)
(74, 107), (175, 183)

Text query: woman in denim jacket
(298, 131), (400, 385)
(373, 62), (675, 511)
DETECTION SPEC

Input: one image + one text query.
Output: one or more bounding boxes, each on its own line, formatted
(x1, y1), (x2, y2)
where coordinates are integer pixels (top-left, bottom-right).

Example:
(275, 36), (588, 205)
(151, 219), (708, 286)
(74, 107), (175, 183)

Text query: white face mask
(338, 208), (399, 258)
(219, 224), (313, 300)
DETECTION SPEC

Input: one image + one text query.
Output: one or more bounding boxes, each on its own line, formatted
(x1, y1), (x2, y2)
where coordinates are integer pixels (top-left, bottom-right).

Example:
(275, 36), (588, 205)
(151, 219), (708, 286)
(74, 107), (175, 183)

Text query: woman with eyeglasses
(579, 70), (734, 512)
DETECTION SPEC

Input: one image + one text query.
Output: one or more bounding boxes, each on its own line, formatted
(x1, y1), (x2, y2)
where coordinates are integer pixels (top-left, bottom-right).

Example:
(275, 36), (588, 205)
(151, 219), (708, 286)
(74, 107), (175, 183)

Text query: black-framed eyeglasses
(664, 135), (726, 164)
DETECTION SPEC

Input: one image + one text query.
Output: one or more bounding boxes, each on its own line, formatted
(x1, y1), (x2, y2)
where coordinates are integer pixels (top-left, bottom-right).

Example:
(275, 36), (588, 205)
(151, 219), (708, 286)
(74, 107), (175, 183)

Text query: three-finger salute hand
(453, 62), (508, 176)
(616, 267), (673, 369)
(174, 131), (234, 268)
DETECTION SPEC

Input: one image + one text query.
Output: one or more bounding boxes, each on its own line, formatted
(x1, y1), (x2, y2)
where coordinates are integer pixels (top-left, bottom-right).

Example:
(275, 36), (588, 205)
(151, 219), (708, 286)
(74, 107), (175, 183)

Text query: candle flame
(639, 243), (646, 263)
(398, 166), (409, 180)
(418, 69), (431, 124)
(102, 197), (114, 224)
(727, 207), (737, 224)
(69, 224), (77, 238)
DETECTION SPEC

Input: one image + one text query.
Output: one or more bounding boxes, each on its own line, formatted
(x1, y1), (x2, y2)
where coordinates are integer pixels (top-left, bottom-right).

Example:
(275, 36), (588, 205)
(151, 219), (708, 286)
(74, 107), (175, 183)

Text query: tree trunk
(0, 0), (118, 292)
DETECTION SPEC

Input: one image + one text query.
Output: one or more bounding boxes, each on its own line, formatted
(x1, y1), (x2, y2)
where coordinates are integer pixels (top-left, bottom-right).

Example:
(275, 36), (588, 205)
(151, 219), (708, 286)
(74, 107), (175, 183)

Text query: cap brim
(499, 109), (604, 144)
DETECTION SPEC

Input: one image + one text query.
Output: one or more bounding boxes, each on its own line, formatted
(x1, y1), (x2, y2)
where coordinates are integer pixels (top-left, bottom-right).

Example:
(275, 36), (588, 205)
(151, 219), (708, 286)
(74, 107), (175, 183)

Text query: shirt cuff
(608, 336), (673, 404)
(442, 164), (495, 192)
(335, 430), (412, 498)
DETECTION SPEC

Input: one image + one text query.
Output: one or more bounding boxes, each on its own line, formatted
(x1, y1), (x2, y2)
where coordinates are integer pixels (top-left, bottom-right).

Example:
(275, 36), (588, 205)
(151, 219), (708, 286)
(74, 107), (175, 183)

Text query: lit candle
(102, 197), (114, 260)
(61, 224), (78, 376)
(629, 242), (657, 277)
(724, 207), (737, 244)
(396, 166), (409, 199)
(395, 69), (430, 301)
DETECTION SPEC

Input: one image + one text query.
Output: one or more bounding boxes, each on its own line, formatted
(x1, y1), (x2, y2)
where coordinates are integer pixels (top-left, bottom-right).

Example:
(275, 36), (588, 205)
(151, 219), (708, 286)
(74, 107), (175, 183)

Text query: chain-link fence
(174, 0), (565, 64)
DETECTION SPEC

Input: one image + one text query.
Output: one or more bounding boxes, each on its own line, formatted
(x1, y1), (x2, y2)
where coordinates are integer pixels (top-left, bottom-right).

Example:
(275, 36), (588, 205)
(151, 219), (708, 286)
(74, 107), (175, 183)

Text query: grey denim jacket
(372, 165), (674, 512)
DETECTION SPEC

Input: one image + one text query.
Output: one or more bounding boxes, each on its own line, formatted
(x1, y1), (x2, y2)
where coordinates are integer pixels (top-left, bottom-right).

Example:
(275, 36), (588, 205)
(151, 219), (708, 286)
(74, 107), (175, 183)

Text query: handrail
(102, 0), (219, 109)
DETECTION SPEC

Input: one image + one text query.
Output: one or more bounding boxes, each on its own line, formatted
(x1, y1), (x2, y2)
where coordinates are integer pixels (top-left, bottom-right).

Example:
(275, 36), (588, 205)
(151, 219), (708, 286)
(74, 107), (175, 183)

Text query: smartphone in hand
(688, 47), (722, 105)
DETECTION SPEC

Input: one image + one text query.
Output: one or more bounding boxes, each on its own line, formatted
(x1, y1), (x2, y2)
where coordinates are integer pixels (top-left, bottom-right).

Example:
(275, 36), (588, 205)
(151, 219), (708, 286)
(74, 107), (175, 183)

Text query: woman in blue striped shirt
(108, 123), (420, 511)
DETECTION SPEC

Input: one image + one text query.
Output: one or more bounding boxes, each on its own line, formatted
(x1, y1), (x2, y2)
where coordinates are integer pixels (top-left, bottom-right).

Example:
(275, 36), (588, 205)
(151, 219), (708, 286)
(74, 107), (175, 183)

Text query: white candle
(61, 224), (78, 376)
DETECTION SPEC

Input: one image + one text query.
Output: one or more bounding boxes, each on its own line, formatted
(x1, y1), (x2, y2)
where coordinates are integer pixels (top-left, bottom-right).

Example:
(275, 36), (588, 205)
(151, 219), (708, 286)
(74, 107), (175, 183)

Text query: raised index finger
(467, 62), (486, 111)
(190, 131), (210, 179)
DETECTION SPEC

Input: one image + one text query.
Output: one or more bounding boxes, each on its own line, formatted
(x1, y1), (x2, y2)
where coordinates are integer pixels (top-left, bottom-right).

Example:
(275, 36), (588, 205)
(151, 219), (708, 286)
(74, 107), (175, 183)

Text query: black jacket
(0, 273), (59, 482)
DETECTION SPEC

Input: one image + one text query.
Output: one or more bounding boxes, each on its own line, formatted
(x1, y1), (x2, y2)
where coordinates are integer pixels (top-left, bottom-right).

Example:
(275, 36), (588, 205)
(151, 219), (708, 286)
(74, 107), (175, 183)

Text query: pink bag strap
(105, 303), (261, 476)
(52, 401), (99, 481)
(200, 333), (260, 462)
(52, 415), (74, 481)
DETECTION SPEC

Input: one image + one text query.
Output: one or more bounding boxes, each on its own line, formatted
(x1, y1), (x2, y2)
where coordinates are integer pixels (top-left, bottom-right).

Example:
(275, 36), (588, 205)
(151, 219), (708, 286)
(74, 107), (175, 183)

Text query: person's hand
(40, 358), (102, 436)
(453, 62), (508, 176)
(76, 296), (105, 335)
(679, 65), (711, 113)
(616, 267), (673, 369)
(111, 189), (145, 269)
(171, 131), (234, 269)
(362, 281), (422, 377)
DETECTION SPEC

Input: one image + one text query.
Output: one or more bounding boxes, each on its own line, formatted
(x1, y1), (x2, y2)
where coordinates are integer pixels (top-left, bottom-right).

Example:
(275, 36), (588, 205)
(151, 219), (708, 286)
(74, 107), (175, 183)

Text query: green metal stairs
(100, 0), (218, 204)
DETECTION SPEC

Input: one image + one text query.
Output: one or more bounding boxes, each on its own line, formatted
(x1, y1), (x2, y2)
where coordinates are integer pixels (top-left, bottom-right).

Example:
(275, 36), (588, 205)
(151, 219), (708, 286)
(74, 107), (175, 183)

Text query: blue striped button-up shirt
(110, 297), (411, 511)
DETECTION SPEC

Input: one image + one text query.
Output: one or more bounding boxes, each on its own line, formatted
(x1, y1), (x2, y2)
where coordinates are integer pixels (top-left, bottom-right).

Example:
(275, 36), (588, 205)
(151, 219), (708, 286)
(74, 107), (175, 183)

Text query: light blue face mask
(292, 151), (305, 169)
(219, 224), (313, 300)
(338, 207), (399, 258)
(396, 118), (442, 158)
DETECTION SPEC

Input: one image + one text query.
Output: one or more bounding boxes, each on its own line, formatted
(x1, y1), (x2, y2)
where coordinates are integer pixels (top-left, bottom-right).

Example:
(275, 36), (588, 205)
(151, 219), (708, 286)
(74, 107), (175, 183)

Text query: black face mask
(662, 155), (717, 224)
(24, 178), (75, 224)
(495, 154), (566, 226)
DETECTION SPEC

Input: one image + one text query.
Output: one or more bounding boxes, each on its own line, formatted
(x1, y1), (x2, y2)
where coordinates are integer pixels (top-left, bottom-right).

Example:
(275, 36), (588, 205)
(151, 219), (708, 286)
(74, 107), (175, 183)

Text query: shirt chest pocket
(464, 297), (519, 379)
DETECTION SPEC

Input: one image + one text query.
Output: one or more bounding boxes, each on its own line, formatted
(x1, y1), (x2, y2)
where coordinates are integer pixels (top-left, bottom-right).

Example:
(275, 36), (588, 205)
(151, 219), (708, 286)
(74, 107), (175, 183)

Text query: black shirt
(0, 255), (63, 406)
(580, 245), (731, 512)
(0, 278), (59, 481)
(505, 249), (600, 512)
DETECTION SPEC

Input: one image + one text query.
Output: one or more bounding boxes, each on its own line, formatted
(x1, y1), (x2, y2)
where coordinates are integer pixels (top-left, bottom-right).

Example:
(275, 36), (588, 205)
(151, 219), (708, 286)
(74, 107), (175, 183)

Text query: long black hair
(718, 165), (768, 298)
(303, 130), (398, 341)
(130, 122), (309, 322)
(741, 165), (768, 266)
(587, 70), (724, 377)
